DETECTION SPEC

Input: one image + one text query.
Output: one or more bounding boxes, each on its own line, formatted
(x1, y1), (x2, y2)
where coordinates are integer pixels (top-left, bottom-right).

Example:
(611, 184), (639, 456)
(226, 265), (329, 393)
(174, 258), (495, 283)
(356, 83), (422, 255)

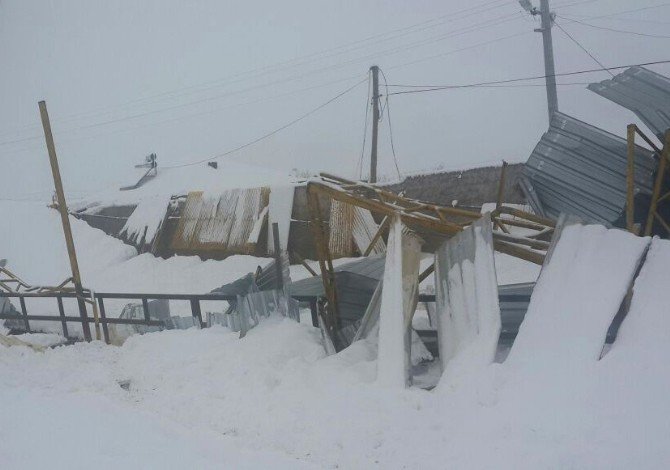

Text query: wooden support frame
(306, 185), (341, 346)
(644, 130), (670, 236)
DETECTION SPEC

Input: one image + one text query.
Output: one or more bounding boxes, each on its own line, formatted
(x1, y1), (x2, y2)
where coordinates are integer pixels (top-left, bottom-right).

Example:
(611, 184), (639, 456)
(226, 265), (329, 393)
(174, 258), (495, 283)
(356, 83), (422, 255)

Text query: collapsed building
(3, 66), (670, 389)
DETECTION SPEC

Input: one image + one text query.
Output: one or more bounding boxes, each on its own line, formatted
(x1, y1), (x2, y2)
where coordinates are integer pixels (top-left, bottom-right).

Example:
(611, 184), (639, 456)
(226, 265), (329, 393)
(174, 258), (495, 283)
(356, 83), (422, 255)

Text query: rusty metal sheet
(171, 188), (269, 254)
(328, 199), (355, 257)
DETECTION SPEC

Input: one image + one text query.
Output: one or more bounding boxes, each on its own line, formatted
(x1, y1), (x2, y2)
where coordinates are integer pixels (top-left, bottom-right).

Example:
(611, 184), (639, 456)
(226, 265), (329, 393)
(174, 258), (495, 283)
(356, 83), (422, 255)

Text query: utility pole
(38, 100), (92, 341)
(369, 65), (380, 184)
(520, 0), (558, 121)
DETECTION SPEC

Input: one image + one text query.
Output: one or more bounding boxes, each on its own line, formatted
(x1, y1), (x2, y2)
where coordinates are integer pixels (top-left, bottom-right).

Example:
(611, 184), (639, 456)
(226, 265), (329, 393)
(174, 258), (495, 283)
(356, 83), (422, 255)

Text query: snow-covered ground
(6, 201), (667, 468)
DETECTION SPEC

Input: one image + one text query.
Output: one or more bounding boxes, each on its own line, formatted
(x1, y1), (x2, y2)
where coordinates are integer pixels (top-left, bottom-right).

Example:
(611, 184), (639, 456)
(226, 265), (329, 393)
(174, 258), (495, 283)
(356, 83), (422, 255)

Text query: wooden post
(369, 65), (380, 183)
(272, 222), (284, 290)
(645, 130), (670, 236)
(363, 215), (389, 256)
(626, 125), (636, 233)
(495, 160), (508, 212)
(494, 161), (510, 233)
(38, 100), (92, 341)
(306, 185), (340, 344)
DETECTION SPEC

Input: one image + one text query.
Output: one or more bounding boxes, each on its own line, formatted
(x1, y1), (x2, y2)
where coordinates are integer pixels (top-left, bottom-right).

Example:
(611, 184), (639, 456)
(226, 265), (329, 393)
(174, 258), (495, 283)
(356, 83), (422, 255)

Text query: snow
(83, 161), (296, 208)
(376, 216), (421, 388)
(3, 203), (670, 468)
(507, 224), (649, 369)
(267, 185), (294, 253)
(434, 216), (500, 383)
(120, 194), (171, 244)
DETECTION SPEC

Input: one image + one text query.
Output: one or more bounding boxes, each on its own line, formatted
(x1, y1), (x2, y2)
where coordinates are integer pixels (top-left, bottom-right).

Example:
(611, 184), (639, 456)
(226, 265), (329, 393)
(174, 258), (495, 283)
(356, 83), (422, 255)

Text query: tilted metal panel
(524, 112), (656, 225)
(588, 66), (670, 141)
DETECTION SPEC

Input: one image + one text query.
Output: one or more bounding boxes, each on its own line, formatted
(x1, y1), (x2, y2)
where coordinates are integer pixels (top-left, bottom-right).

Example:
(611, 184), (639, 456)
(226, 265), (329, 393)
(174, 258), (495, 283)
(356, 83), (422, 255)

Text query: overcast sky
(1, 0), (669, 201)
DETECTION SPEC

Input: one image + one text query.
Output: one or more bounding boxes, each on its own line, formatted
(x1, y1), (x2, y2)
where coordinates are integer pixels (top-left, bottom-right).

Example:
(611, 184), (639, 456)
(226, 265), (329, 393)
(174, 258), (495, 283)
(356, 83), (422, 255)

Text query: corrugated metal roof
(289, 255), (385, 297)
(588, 66), (670, 141)
(170, 188), (269, 255)
(523, 112), (657, 225)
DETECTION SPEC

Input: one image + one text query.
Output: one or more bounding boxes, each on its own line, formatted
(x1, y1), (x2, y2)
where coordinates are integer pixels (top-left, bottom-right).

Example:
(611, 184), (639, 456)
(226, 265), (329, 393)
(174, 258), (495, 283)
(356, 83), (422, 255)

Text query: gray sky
(1, 0), (669, 201)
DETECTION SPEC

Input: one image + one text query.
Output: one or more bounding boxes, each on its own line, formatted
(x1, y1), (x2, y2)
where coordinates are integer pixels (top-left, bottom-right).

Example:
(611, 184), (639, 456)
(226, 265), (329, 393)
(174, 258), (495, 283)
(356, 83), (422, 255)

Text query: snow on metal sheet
(267, 185), (295, 254)
(121, 194), (171, 246)
(434, 214), (500, 379)
(588, 66), (670, 141)
(506, 223), (649, 370)
(377, 216), (422, 388)
(524, 112), (657, 225)
(171, 188), (269, 254)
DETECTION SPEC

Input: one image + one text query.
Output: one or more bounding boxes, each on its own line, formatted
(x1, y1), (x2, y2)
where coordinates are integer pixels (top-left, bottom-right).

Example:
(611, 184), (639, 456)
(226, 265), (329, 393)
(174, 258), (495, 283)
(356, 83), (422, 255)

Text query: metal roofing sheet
(289, 255), (385, 297)
(523, 112), (657, 225)
(588, 66), (670, 141)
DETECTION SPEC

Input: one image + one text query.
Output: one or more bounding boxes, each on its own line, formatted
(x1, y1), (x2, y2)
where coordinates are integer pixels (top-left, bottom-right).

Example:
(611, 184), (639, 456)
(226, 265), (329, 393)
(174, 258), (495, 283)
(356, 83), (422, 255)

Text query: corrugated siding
(588, 66), (670, 141)
(328, 199), (355, 257)
(352, 207), (385, 255)
(171, 188), (269, 254)
(524, 112), (657, 225)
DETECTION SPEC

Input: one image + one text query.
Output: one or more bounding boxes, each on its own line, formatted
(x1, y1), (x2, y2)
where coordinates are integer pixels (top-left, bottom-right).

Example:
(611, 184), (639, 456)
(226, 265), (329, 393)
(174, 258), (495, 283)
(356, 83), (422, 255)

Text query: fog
(1, 0), (668, 200)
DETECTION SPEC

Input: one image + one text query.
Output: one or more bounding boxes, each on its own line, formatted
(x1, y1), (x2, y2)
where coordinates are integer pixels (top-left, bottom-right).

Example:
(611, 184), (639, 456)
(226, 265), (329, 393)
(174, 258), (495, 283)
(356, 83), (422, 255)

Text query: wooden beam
(645, 131), (670, 236)
(293, 251), (318, 277)
(39, 100), (91, 341)
(306, 186), (341, 342)
(626, 124), (636, 233)
(493, 240), (545, 265)
(363, 216), (390, 256)
(418, 263), (435, 283)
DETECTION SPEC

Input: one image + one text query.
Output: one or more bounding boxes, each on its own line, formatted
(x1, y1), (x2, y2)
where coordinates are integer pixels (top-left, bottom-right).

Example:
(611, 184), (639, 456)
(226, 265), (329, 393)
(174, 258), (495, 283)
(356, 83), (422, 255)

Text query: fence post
(97, 297), (110, 344)
(190, 298), (203, 328)
(19, 297), (30, 333)
(56, 296), (69, 339)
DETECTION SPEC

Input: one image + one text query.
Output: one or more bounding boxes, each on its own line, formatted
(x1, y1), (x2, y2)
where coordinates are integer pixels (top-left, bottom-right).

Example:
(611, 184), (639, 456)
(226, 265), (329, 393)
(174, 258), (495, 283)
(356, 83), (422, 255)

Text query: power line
(0, 13), (524, 148)
(162, 77), (368, 169)
(0, 0), (514, 141)
(357, 72), (372, 179)
(553, 20), (614, 77)
(572, 3), (670, 21)
(379, 69), (402, 179)
(384, 59), (670, 96)
(557, 15), (670, 39)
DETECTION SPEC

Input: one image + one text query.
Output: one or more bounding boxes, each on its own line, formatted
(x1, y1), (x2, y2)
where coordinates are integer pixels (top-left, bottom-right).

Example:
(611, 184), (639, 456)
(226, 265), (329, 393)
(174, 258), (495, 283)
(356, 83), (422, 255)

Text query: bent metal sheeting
(588, 66), (670, 141)
(522, 112), (657, 225)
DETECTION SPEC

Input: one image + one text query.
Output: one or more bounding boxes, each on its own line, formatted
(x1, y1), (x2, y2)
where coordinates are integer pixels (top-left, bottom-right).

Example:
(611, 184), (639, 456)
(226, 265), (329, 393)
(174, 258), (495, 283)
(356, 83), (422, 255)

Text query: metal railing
(0, 291), (237, 344)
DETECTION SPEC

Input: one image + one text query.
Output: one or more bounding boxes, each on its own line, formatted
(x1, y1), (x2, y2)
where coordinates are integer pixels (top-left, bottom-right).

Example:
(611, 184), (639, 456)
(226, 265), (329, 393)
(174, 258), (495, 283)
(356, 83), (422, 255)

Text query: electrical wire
(553, 20), (614, 77)
(379, 69), (402, 180)
(556, 15), (670, 39)
(571, 3), (670, 21)
(0, 13), (525, 148)
(357, 72), (372, 179)
(162, 77), (368, 169)
(383, 59), (670, 96)
(0, 0), (514, 141)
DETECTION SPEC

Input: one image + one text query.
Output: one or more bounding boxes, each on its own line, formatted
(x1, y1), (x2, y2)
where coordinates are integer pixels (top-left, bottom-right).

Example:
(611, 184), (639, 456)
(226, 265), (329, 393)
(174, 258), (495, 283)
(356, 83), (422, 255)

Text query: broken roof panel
(588, 66), (670, 141)
(523, 112), (657, 225)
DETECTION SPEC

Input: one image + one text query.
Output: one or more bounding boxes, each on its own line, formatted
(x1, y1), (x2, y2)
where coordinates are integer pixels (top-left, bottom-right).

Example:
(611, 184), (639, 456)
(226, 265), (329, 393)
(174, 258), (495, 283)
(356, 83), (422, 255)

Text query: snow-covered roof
(83, 160), (298, 207)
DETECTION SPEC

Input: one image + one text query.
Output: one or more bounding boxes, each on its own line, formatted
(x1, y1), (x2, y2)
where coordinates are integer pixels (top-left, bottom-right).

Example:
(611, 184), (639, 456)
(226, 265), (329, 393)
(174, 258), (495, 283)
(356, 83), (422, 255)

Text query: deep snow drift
(5, 201), (666, 468)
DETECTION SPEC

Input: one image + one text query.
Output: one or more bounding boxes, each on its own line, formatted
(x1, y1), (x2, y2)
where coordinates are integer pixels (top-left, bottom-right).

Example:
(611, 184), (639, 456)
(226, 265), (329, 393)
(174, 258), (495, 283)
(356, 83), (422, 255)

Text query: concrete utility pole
(39, 100), (92, 341)
(538, 0), (559, 120)
(369, 65), (380, 184)
(520, 0), (558, 121)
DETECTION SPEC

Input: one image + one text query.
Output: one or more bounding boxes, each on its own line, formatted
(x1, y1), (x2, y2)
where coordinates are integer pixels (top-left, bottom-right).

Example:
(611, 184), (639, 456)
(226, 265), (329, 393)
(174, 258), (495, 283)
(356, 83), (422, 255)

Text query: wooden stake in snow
(39, 100), (91, 341)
